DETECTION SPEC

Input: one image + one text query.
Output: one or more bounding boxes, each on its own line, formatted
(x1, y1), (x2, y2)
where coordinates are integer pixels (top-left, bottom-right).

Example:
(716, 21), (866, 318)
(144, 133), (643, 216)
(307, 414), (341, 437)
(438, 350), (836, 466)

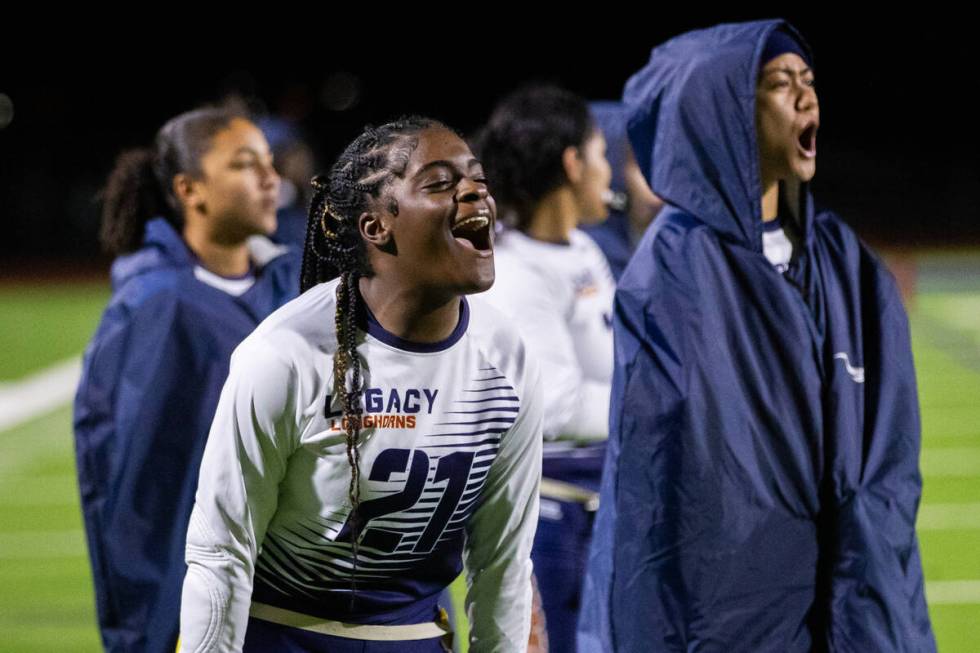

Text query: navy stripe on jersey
(426, 436), (502, 449)
(454, 395), (520, 403)
(435, 417), (518, 426)
(425, 427), (516, 438)
(447, 406), (520, 415)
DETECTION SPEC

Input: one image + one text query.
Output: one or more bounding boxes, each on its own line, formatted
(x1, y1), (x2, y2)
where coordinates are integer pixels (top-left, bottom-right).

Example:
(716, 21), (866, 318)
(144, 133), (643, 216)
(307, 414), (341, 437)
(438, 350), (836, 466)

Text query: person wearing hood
(73, 105), (301, 653)
(578, 20), (935, 652)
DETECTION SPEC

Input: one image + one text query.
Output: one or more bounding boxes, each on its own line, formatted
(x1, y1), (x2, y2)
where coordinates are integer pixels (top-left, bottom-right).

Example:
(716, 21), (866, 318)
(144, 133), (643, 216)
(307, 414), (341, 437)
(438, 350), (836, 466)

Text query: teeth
(452, 215), (490, 233)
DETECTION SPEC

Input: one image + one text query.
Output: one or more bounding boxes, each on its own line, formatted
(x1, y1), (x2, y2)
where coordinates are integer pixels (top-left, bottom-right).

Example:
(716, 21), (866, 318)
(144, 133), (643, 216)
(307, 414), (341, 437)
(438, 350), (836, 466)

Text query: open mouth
(451, 211), (493, 251)
(797, 122), (818, 158)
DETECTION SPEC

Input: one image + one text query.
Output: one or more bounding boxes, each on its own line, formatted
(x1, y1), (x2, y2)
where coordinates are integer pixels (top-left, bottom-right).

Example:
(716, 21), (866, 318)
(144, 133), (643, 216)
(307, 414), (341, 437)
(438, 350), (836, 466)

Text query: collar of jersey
(356, 289), (470, 354)
(762, 216), (785, 233)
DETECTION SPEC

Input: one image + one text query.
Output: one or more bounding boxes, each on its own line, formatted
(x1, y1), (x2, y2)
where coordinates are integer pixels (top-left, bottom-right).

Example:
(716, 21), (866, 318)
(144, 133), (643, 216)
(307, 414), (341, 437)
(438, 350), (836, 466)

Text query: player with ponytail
(74, 105), (300, 653)
(181, 117), (544, 652)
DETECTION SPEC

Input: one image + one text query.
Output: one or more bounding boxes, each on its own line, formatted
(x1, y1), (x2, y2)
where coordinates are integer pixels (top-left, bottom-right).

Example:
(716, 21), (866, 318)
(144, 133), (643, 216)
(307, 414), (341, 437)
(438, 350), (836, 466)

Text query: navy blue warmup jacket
(578, 20), (936, 652)
(73, 218), (300, 653)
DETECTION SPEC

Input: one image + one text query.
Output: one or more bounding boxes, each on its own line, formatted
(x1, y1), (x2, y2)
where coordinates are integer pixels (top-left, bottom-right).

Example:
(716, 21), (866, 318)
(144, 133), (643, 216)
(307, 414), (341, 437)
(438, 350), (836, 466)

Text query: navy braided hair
(300, 115), (447, 596)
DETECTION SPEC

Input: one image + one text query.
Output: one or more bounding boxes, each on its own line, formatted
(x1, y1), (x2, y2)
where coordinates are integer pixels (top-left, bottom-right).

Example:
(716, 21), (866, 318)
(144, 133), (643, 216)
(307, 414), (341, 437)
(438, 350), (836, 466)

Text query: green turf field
(0, 257), (977, 652)
(0, 284), (110, 382)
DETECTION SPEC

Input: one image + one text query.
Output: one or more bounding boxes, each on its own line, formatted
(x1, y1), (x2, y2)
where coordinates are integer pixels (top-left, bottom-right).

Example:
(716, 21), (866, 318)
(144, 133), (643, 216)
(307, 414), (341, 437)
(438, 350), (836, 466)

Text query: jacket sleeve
(577, 220), (702, 653)
(73, 290), (201, 652)
(179, 336), (299, 653)
(463, 352), (543, 653)
(577, 276), (691, 652)
(824, 252), (936, 651)
(575, 288), (641, 653)
(74, 300), (132, 647)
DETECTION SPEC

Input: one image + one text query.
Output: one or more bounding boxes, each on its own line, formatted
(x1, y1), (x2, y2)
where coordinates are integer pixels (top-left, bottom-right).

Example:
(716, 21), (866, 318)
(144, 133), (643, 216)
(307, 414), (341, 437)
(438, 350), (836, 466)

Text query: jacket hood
(110, 218), (192, 288)
(590, 101), (630, 194)
(582, 101), (633, 272)
(623, 19), (813, 252)
(110, 217), (289, 289)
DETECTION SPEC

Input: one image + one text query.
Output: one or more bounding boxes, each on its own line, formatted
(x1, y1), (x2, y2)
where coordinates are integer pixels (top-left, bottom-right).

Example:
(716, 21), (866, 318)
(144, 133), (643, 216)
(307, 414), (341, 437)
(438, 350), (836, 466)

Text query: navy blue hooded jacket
(73, 218), (300, 653)
(578, 20), (935, 652)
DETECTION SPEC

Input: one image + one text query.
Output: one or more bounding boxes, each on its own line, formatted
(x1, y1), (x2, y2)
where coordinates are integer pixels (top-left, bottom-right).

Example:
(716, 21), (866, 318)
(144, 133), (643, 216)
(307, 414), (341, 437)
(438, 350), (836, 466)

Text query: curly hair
(474, 84), (594, 230)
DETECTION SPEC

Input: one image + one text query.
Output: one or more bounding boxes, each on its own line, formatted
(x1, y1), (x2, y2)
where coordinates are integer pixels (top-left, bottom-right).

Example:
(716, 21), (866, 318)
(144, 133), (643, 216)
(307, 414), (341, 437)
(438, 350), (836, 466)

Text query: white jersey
(762, 216), (795, 273)
(179, 278), (543, 653)
(481, 228), (614, 441)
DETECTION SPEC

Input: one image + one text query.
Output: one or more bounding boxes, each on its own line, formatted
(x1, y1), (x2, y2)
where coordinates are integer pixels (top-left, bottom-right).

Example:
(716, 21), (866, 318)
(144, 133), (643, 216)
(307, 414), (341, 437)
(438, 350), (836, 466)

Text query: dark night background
(1, 14), (976, 276)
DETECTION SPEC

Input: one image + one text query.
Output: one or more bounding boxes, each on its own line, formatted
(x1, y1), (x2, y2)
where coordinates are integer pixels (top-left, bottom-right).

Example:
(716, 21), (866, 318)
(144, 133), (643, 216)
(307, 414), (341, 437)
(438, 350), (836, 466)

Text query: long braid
(300, 116), (446, 603)
(335, 270), (366, 596)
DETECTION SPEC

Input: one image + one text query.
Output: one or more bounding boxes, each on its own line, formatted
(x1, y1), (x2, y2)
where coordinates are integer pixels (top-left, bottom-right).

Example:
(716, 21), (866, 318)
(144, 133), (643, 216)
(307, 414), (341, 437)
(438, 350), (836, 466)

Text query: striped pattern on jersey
(252, 358), (519, 606)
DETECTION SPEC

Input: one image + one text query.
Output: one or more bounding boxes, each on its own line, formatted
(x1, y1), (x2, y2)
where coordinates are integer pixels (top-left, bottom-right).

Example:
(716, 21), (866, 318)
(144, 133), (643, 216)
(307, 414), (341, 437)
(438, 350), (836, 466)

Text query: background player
(258, 115), (318, 249)
(579, 20), (936, 651)
(73, 105), (300, 653)
(476, 85), (613, 653)
(580, 101), (663, 280)
(179, 117), (543, 652)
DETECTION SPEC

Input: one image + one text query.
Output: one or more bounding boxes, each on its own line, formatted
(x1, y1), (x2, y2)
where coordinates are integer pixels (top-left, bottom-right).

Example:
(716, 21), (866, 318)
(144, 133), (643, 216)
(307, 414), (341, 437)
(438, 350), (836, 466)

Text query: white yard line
(0, 529), (86, 559)
(0, 357), (81, 433)
(0, 474), (81, 506)
(920, 447), (980, 478)
(927, 580), (980, 605)
(918, 503), (980, 530)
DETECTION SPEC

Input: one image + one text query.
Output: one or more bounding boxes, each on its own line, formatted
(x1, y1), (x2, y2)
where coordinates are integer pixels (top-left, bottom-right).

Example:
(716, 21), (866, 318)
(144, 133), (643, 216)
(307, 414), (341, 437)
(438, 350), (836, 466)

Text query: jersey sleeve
(485, 261), (609, 440)
(462, 351), (543, 653)
(179, 336), (299, 653)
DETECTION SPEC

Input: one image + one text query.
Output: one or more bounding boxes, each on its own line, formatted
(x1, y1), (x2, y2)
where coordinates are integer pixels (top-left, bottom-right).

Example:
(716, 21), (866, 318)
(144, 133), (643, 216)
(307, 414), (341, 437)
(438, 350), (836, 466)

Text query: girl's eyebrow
(412, 158), (482, 179)
(763, 66), (813, 78)
(231, 146), (270, 157)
